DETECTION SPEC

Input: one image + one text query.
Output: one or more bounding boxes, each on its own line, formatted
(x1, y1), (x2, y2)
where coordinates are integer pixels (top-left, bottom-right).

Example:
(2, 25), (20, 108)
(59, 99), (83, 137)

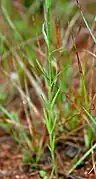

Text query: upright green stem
(44, 0), (56, 177)
(45, 1), (52, 102)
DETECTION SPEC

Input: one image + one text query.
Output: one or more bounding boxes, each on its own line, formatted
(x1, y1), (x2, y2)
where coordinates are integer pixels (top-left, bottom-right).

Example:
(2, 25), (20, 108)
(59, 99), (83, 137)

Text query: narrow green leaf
(36, 59), (49, 81)
(51, 116), (57, 133)
(42, 23), (49, 48)
(45, 0), (51, 9)
(51, 88), (60, 108)
(83, 107), (96, 126)
(68, 143), (96, 175)
(0, 104), (13, 120)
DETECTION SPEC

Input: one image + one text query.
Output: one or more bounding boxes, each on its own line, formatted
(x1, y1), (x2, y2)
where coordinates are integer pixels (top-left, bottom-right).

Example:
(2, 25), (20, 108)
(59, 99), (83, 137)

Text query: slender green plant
(41, 0), (60, 178)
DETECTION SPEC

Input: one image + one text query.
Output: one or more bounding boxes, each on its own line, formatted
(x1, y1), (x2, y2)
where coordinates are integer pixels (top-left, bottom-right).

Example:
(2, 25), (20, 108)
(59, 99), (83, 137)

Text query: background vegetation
(0, 0), (96, 178)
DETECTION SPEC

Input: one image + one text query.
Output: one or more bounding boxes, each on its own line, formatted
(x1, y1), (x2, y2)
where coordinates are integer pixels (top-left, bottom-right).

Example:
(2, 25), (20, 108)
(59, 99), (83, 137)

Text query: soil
(0, 131), (95, 179)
